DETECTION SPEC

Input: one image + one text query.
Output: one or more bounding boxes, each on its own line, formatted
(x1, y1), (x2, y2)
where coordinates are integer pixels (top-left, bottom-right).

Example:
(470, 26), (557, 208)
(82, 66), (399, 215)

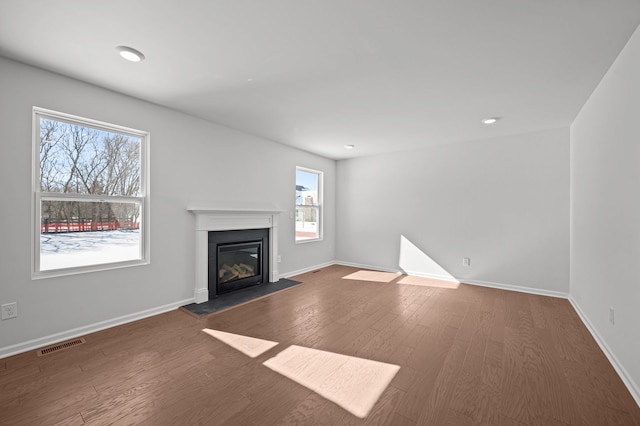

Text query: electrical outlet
(1, 302), (18, 320)
(463, 257), (471, 267)
(609, 307), (615, 325)
(277, 255), (282, 263)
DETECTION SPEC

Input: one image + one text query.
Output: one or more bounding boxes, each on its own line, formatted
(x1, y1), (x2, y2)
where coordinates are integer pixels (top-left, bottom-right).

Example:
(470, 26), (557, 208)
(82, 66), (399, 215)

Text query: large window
(32, 107), (149, 277)
(295, 167), (322, 242)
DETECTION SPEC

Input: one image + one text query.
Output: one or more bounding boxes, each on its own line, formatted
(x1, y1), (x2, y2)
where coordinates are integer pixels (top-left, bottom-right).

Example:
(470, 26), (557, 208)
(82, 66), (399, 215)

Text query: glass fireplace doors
(208, 228), (269, 297)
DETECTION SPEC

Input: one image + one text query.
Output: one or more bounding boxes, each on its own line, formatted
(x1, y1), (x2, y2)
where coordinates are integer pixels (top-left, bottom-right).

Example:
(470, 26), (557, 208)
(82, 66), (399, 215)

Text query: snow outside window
(295, 167), (322, 242)
(32, 107), (150, 278)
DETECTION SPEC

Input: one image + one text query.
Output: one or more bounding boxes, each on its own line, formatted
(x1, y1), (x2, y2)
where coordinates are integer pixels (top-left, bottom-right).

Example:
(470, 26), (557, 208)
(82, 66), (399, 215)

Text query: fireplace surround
(188, 208), (281, 303)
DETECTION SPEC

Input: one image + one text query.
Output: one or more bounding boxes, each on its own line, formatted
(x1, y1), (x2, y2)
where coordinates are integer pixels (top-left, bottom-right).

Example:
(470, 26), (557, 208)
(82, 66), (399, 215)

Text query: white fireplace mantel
(188, 207), (283, 304)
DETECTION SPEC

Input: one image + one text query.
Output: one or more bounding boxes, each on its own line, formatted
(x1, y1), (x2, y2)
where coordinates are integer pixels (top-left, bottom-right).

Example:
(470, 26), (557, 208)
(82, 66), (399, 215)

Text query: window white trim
(295, 166), (323, 243)
(31, 107), (150, 279)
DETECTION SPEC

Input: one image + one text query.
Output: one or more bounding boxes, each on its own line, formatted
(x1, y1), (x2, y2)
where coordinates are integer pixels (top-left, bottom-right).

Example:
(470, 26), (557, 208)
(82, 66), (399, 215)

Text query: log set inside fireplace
(219, 262), (255, 283)
(217, 240), (260, 284)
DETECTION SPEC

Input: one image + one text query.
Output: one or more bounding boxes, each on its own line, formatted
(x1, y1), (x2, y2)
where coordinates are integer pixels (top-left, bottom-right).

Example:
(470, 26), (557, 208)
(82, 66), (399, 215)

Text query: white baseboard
(333, 260), (401, 274)
(280, 261), (336, 279)
(462, 278), (569, 299)
(336, 261), (461, 283)
(0, 298), (194, 360)
(334, 261), (567, 298)
(400, 268), (459, 283)
(194, 288), (209, 304)
(568, 296), (640, 407)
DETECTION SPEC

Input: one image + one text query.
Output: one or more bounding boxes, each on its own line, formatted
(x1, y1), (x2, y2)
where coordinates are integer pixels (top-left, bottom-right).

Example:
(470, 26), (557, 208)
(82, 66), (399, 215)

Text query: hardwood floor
(1, 265), (639, 425)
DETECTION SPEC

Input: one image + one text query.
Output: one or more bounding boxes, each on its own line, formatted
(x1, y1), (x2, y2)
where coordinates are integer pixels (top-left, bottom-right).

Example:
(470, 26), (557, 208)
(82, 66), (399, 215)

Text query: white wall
(336, 128), (570, 295)
(0, 57), (335, 355)
(570, 26), (640, 400)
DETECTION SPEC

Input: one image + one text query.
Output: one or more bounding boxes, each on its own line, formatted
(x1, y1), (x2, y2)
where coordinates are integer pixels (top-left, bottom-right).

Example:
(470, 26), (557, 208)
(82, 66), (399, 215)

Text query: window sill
(295, 237), (323, 244)
(32, 258), (149, 280)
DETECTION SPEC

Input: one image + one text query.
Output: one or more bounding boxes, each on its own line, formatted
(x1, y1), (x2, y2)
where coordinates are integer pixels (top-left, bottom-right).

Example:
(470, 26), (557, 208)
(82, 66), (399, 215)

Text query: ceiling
(1, 1), (639, 160)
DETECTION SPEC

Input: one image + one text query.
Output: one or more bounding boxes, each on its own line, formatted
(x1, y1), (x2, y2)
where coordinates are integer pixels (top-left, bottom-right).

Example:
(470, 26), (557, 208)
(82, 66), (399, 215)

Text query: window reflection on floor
(203, 329), (400, 418)
(264, 345), (399, 418)
(202, 328), (278, 358)
(342, 270), (400, 282)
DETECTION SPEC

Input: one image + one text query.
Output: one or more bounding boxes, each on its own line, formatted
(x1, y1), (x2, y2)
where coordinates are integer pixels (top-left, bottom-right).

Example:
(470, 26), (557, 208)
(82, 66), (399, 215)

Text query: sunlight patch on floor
(397, 275), (460, 289)
(202, 329), (279, 358)
(342, 270), (400, 283)
(263, 345), (400, 418)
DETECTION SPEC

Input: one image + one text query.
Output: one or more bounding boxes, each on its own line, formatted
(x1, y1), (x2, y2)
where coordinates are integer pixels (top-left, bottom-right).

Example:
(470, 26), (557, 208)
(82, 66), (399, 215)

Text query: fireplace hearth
(208, 228), (270, 297)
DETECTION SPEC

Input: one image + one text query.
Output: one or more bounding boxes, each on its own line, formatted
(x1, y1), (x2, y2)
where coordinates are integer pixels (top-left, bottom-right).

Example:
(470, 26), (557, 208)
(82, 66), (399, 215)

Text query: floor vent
(37, 338), (86, 356)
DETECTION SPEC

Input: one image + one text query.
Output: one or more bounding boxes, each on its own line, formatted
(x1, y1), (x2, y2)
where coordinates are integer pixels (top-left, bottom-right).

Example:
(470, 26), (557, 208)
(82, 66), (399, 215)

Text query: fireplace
(188, 208), (281, 303)
(208, 228), (269, 296)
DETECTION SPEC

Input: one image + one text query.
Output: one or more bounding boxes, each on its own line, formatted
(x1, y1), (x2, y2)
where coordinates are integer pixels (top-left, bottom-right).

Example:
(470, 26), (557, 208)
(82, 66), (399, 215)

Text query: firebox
(208, 228), (269, 297)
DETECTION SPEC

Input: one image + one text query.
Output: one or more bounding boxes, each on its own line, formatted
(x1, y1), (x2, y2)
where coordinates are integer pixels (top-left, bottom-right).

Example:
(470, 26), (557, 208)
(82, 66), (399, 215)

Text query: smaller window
(295, 167), (322, 242)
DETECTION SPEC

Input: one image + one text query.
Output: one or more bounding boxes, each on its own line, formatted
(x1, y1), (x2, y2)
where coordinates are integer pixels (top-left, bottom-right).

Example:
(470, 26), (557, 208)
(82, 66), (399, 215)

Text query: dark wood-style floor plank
(0, 265), (638, 425)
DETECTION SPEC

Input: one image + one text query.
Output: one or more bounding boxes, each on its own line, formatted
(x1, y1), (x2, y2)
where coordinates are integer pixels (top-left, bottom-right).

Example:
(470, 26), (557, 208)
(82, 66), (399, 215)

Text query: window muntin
(295, 167), (322, 242)
(33, 107), (149, 277)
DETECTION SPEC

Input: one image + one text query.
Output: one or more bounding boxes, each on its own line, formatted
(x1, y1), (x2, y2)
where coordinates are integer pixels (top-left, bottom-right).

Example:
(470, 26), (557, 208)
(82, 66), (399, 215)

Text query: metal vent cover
(37, 338), (86, 356)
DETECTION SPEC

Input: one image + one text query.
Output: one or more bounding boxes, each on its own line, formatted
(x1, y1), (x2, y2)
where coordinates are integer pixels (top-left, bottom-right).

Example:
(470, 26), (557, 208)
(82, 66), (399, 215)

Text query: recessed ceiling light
(116, 46), (145, 62)
(344, 144), (355, 149)
(481, 117), (500, 125)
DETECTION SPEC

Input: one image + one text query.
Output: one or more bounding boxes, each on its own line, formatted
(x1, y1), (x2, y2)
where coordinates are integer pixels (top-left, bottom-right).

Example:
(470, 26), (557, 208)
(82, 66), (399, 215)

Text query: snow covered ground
(40, 229), (141, 270)
(295, 221), (318, 240)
